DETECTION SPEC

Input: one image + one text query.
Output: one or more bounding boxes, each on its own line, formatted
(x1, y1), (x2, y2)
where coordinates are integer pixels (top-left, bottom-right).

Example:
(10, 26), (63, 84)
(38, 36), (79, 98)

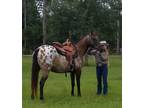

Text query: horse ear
(89, 32), (93, 37)
(91, 31), (94, 35)
(89, 31), (99, 37)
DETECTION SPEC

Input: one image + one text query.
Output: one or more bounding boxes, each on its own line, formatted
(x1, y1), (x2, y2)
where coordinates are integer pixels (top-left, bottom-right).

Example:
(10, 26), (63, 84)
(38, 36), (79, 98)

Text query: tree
(22, 0), (122, 54)
(22, 0), (42, 54)
(22, 0), (27, 50)
(42, 0), (47, 44)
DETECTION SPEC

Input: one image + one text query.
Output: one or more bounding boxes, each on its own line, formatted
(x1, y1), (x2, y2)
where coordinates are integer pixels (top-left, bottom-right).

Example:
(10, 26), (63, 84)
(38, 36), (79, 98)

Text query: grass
(22, 55), (122, 108)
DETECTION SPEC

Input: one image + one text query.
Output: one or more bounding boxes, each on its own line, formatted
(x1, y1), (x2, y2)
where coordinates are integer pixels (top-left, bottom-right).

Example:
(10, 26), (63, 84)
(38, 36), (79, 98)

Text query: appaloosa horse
(31, 32), (99, 100)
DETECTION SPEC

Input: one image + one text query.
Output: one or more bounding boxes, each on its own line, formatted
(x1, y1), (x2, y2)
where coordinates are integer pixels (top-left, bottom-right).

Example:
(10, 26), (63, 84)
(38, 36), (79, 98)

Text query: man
(89, 41), (109, 95)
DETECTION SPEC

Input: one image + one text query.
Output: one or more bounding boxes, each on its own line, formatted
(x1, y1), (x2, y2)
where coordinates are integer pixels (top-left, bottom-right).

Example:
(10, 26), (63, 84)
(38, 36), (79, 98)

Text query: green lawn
(22, 55), (122, 108)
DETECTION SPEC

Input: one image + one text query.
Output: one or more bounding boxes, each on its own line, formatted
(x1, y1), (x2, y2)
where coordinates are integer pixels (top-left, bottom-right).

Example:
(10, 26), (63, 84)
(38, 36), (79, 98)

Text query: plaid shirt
(88, 48), (109, 66)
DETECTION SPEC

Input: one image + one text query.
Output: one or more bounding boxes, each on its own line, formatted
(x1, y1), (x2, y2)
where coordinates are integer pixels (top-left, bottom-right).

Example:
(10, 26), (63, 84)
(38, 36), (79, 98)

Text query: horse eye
(93, 38), (96, 41)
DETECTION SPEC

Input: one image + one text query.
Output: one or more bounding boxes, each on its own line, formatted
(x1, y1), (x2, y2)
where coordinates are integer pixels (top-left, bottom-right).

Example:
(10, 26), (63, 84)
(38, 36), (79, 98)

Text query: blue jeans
(96, 64), (108, 94)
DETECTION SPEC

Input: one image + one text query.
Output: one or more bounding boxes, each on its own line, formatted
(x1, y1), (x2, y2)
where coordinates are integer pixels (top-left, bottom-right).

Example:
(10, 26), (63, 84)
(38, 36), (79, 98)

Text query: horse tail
(31, 48), (40, 99)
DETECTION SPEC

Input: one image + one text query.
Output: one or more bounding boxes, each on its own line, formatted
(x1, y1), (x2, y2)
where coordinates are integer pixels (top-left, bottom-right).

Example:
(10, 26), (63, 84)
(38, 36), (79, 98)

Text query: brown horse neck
(76, 35), (90, 57)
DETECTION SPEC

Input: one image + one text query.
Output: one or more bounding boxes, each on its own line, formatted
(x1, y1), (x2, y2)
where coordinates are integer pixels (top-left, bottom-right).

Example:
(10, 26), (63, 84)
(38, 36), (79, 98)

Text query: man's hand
(102, 45), (107, 51)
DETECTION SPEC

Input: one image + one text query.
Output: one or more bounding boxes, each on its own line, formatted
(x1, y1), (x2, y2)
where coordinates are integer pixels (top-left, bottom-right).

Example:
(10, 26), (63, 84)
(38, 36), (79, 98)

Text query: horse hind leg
(40, 70), (49, 100)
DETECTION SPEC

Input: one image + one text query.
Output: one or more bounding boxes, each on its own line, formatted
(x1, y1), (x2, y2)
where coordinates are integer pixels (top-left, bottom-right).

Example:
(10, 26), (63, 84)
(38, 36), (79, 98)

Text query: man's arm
(87, 48), (98, 55)
(101, 49), (109, 61)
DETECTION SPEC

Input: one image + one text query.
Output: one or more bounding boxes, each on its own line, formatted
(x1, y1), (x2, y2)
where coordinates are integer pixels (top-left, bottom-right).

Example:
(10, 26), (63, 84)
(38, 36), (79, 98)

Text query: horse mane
(76, 34), (89, 46)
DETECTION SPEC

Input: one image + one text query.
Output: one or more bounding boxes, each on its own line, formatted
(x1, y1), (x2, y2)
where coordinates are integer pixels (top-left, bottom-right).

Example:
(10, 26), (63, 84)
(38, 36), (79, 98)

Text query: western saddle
(52, 41), (77, 72)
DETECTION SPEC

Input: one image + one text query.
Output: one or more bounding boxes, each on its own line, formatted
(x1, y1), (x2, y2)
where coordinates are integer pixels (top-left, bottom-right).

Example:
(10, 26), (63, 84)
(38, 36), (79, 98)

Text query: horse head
(87, 31), (99, 48)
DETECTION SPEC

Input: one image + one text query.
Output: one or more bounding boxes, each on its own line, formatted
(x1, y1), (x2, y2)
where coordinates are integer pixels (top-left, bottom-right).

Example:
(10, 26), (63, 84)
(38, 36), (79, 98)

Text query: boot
(97, 85), (102, 95)
(103, 86), (108, 95)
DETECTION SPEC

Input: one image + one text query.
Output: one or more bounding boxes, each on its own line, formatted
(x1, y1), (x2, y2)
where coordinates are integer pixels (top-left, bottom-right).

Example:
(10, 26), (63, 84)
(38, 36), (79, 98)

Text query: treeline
(22, 0), (122, 54)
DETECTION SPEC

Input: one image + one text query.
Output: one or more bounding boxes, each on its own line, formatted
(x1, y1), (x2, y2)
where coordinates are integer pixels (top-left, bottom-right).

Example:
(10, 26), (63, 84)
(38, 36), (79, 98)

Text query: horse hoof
(40, 97), (44, 100)
(71, 93), (74, 96)
(78, 94), (81, 97)
(31, 95), (34, 100)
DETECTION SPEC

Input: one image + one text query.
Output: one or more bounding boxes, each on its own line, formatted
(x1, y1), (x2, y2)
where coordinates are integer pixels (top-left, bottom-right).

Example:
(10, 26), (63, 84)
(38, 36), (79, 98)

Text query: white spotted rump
(37, 45), (58, 70)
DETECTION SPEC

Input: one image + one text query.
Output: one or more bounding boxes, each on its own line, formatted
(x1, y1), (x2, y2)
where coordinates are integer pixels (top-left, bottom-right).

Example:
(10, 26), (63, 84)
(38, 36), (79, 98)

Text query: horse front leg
(76, 70), (81, 96)
(40, 71), (48, 100)
(70, 72), (75, 96)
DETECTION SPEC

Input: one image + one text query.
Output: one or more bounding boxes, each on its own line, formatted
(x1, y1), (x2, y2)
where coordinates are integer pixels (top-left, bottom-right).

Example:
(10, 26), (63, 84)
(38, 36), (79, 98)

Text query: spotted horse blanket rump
(36, 45), (59, 71)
